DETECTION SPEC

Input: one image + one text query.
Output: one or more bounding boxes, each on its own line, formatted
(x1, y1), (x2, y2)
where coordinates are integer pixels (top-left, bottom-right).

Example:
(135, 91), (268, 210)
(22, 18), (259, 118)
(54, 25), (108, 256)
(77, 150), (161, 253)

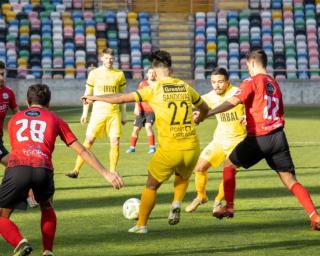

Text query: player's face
(211, 74), (229, 95)
(101, 53), (114, 69)
(147, 69), (156, 81)
(0, 68), (5, 86)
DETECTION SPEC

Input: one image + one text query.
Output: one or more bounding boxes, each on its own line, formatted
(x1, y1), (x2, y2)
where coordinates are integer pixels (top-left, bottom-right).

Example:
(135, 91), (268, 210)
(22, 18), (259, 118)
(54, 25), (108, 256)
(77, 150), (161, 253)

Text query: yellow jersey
(202, 84), (247, 141)
(86, 66), (126, 114)
(132, 77), (203, 150)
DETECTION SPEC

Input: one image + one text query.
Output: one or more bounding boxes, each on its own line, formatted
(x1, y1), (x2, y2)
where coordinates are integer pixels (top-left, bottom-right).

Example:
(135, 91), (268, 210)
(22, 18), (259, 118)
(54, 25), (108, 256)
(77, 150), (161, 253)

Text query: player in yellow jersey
(66, 48), (127, 178)
(82, 50), (209, 233)
(185, 68), (247, 217)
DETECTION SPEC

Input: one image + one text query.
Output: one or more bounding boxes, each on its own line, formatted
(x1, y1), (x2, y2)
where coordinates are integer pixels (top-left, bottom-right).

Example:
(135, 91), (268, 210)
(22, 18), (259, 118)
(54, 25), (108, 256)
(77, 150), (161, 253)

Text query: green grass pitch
(1, 106), (320, 256)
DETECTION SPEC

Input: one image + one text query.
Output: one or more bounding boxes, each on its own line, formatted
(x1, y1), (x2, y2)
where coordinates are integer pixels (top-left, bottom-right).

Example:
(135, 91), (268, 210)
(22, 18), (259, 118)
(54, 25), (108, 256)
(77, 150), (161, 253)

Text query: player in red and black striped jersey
(196, 49), (320, 231)
(0, 61), (18, 165)
(0, 84), (123, 256)
(127, 68), (156, 154)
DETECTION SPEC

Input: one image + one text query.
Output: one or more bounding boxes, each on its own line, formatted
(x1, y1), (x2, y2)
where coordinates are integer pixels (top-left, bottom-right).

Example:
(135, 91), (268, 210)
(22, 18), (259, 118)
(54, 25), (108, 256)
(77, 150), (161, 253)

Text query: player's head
(100, 48), (114, 69)
(210, 67), (230, 95)
(246, 49), (267, 77)
(146, 67), (156, 81)
(0, 61), (6, 86)
(27, 84), (51, 107)
(150, 50), (172, 78)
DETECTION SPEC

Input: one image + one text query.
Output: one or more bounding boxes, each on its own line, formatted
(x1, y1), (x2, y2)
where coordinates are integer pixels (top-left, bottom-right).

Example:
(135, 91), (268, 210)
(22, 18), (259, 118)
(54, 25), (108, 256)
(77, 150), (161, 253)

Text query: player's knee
(0, 208), (13, 218)
(39, 199), (53, 210)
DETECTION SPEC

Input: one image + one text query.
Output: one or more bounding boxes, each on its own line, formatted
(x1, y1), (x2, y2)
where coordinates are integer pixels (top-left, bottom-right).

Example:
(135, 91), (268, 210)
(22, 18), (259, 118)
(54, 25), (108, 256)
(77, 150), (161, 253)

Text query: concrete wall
(6, 78), (320, 106)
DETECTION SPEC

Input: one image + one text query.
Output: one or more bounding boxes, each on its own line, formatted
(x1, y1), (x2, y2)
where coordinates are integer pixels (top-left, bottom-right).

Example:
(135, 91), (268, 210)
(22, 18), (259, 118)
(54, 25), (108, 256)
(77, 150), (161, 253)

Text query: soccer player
(0, 61), (38, 208)
(0, 84), (123, 256)
(126, 68), (156, 154)
(82, 50), (209, 234)
(185, 68), (247, 215)
(66, 48), (127, 179)
(196, 49), (320, 230)
(0, 60), (19, 165)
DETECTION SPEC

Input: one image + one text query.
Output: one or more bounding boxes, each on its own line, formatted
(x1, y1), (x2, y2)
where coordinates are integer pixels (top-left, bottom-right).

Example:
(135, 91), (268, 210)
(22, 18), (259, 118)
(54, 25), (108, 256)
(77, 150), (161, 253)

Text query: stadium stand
(1, 0), (320, 80)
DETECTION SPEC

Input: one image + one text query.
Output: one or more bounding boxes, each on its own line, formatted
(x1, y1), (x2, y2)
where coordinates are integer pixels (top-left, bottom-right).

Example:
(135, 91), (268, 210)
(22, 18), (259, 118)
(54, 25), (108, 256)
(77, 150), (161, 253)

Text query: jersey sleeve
(132, 86), (154, 103)
(56, 116), (77, 146)
(235, 80), (254, 104)
(119, 71), (127, 92)
(9, 89), (18, 109)
(188, 85), (203, 107)
(86, 69), (95, 88)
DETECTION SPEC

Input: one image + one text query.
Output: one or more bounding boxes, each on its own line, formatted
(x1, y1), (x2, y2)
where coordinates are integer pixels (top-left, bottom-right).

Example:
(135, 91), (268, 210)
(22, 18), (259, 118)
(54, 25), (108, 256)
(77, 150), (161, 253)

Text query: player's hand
(104, 171), (124, 190)
(80, 114), (87, 125)
(193, 111), (201, 125)
(240, 116), (247, 126)
(81, 96), (94, 105)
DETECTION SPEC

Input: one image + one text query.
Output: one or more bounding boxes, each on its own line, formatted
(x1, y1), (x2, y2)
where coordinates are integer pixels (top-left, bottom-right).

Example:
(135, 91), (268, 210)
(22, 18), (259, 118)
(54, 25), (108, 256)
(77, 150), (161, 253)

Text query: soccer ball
(123, 198), (140, 220)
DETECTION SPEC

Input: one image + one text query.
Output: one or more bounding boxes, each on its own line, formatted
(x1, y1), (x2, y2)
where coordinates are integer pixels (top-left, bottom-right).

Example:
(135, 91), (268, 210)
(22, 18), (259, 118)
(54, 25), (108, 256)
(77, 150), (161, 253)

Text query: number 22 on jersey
(263, 95), (280, 120)
(16, 119), (47, 143)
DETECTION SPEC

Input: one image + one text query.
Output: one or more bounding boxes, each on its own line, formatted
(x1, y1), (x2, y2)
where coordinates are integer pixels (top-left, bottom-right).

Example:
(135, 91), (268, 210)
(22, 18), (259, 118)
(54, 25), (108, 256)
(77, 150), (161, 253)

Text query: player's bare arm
(69, 140), (124, 189)
(82, 93), (135, 104)
(207, 96), (241, 118)
(193, 101), (209, 124)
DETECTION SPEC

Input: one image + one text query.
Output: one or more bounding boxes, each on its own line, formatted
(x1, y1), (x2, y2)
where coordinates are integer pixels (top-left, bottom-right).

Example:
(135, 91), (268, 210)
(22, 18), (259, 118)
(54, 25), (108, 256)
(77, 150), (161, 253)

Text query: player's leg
(129, 149), (173, 233)
(278, 171), (320, 230)
(32, 167), (56, 254)
(66, 136), (96, 178)
(108, 113), (122, 172)
(185, 142), (224, 213)
(109, 136), (120, 172)
(171, 148), (199, 223)
(129, 172), (161, 233)
(145, 112), (156, 154)
(265, 129), (320, 230)
(127, 126), (142, 153)
(217, 136), (263, 219)
(0, 166), (33, 255)
(127, 114), (144, 153)
(185, 158), (210, 212)
(39, 198), (56, 255)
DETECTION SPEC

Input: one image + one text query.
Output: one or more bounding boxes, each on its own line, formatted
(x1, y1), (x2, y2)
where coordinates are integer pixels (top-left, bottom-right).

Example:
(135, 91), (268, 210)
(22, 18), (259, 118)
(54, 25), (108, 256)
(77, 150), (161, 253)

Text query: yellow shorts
(200, 138), (244, 169)
(148, 146), (200, 183)
(86, 112), (121, 138)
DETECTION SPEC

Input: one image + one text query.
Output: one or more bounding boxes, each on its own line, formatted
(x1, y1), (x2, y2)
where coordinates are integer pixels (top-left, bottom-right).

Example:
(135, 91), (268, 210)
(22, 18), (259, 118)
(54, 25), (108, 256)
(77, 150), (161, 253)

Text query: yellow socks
(195, 171), (208, 200)
(137, 187), (157, 227)
(109, 144), (119, 172)
(173, 175), (189, 203)
(215, 180), (225, 202)
(74, 141), (92, 173)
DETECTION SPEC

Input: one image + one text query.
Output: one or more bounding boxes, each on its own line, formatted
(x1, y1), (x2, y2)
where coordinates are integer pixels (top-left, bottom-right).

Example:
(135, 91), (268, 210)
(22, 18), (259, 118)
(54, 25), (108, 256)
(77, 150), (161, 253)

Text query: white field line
(54, 141), (320, 146)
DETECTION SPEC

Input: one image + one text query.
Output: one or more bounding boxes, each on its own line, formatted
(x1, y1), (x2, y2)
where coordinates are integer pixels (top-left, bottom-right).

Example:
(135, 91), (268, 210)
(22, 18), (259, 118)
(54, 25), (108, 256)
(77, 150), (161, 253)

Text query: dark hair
(211, 67), (229, 80)
(27, 84), (51, 106)
(0, 61), (5, 69)
(101, 48), (114, 56)
(246, 49), (267, 68)
(150, 50), (172, 68)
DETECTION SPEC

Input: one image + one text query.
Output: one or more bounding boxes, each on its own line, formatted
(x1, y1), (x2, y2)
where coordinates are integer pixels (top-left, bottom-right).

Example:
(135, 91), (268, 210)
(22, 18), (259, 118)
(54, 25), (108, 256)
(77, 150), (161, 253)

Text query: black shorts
(0, 139), (9, 160)
(0, 166), (55, 210)
(134, 112), (155, 128)
(229, 128), (295, 174)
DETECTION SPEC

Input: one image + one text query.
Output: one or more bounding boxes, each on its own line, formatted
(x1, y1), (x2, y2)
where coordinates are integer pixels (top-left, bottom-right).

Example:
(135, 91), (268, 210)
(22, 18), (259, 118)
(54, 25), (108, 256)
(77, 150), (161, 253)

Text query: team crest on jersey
(2, 93), (8, 99)
(266, 83), (275, 94)
(25, 110), (41, 117)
